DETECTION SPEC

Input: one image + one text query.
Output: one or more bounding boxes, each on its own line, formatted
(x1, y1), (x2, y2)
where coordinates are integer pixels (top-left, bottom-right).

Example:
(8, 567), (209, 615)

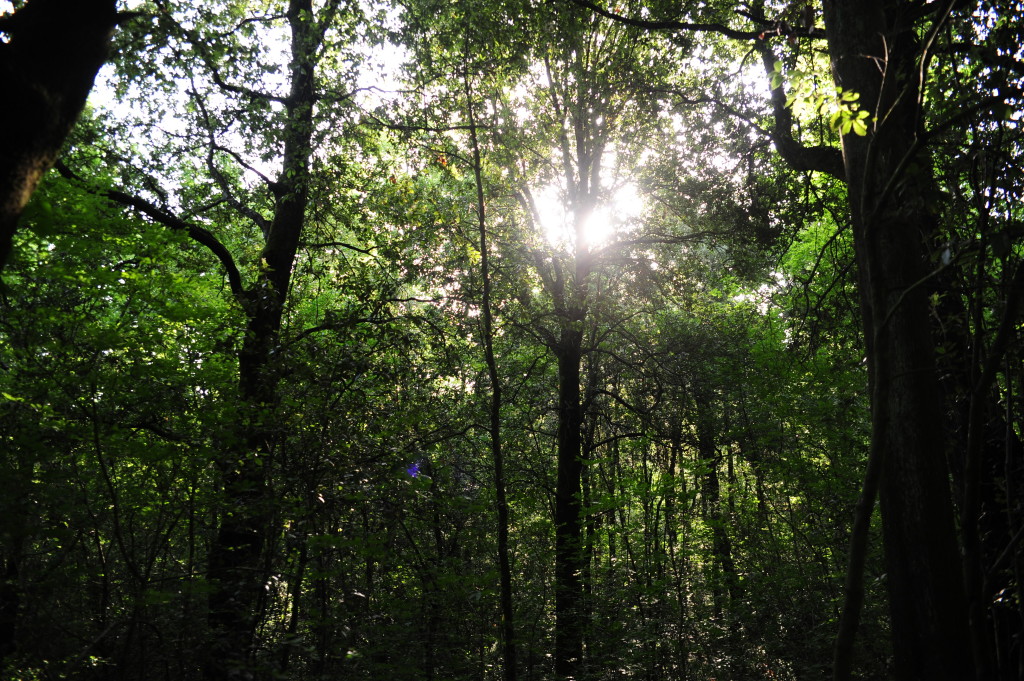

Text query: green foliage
(3, 1), (1021, 680)
(772, 60), (871, 136)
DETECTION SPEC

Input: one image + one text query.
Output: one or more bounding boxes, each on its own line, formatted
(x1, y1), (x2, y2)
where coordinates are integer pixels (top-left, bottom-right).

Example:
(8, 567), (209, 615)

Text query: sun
(533, 182), (644, 251)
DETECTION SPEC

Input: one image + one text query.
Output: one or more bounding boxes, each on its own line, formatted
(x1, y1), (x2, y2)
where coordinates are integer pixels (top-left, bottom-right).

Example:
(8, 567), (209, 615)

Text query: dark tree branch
(207, 64), (289, 104)
(565, 0), (826, 41)
(752, 40), (845, 179)
(211, 143), (280, 195)
(589, 387), (653, 417)
(592, 228), (749, 261)
(510, 313), (559, 349)
(190, 89), (275, 238)
(206, 145), (273, 239)
(131, 420), (191, 443)
(564, 0), (842, 179)
(564, 0), (760, 40)
(181, 197), (227, 219)
(55, 162), (245, 300)
(290, 315), (399, 344)
(299, 240), (379, 256)
(651, 88), (769, 134)
(590, 431), (646, 451)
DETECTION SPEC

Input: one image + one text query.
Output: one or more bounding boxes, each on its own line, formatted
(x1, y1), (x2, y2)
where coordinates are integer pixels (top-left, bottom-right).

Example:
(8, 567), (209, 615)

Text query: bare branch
(191, 89), (275, 238)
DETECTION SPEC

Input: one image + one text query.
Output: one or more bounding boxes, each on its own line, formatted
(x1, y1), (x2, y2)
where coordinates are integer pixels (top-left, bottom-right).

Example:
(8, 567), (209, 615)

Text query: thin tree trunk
(0, 536), (22, 664)
(275, 529), (306, 675)
(696, 402), (737, 617)
(464, 68), (518, 681)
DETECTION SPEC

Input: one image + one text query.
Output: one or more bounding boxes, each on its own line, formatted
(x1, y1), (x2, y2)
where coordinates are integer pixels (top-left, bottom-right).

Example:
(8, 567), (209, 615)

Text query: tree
(500, 12), (675, 676)
(52, 0), (371, 676)
(464, 57), (519, 681)
(819, 4), (975, 678)
(562, 0), (1023, 678)
(0, 0), (120, 267)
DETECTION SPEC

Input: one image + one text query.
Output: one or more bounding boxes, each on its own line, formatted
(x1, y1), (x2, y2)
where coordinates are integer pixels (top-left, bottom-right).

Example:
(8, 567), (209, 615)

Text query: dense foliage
(1, 1), (1022, 680)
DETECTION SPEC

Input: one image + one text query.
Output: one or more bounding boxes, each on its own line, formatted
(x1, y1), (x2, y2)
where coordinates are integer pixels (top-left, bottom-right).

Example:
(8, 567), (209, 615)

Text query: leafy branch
(55, 161), (245, 301)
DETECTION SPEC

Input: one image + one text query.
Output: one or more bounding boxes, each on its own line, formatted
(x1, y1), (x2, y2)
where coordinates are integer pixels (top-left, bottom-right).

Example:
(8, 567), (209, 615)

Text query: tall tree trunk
(554, 330), (585, 681)
(822, 2), (974, 679)
(464, 70), (518, 681)
(204, 1), (316, 678)
(664, 426), (690, 680)
(696, 401), (737, 619)
(0, 0), (118, 267)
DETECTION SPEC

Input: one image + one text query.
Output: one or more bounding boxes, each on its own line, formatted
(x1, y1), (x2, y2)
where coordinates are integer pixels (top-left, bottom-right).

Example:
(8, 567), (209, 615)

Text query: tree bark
(204, 1), (316, 678)
(465, 71), (518, 681)
(0, 0), (118, 267)
(696, 403), (737, 618)
(821, 2), (974, 678)
(554, 328), (585, 681)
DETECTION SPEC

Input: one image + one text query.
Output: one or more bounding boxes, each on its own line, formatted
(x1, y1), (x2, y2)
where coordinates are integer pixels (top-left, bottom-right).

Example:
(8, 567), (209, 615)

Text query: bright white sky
(533, 180), (645, 251)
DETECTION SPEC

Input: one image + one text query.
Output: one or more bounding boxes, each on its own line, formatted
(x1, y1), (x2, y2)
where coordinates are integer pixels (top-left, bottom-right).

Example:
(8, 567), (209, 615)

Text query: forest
(1, 0), (1022, 679)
